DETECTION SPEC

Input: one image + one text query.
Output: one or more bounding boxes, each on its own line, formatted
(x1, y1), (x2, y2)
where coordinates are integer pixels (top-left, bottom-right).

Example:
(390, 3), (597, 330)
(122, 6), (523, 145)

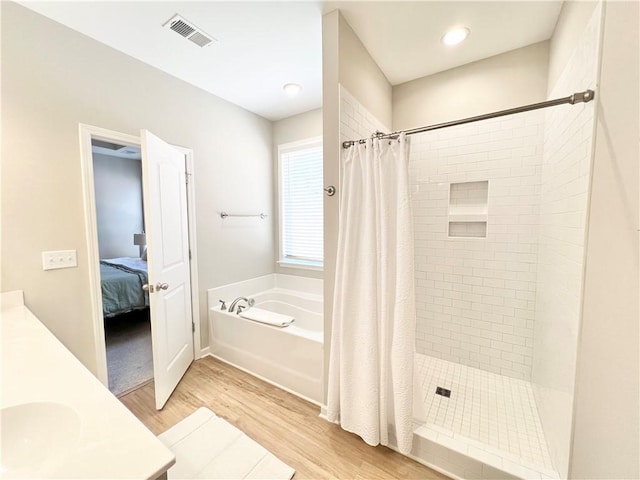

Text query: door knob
(142, 284), (154, 293)
(157, 282), (169, 291)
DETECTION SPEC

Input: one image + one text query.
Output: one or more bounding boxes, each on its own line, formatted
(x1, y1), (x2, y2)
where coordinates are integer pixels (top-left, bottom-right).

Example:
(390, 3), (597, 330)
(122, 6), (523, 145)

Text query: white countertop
(1, 291), (175, 479)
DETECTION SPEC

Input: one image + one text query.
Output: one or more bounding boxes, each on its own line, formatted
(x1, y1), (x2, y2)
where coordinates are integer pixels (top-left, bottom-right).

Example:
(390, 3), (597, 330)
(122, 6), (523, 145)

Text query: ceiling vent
(163, 14), (216, 48)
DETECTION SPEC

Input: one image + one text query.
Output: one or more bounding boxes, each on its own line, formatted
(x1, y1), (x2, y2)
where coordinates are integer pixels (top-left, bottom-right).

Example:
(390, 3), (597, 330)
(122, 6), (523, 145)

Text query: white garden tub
(207, 274), (323, 404)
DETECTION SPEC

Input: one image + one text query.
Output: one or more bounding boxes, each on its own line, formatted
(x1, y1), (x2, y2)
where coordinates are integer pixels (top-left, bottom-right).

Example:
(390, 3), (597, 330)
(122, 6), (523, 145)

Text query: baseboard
(199, 346), (211, 358)
(319, 405), (328, 420)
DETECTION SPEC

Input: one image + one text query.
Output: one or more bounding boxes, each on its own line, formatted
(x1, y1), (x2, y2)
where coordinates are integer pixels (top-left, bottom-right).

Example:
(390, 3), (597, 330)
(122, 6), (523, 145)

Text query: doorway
(80, 124), (201, 409)
(91, 139), (153, 397)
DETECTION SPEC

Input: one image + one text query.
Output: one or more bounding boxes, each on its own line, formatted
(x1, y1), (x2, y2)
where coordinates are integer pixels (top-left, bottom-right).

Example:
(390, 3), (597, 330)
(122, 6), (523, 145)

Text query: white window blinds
(279, 139), (323, 268)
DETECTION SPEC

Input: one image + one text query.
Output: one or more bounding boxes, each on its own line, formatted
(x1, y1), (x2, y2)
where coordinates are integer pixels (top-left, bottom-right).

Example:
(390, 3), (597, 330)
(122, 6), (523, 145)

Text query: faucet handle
(236, 305), (245, 314)
(218, 299), (227, 311)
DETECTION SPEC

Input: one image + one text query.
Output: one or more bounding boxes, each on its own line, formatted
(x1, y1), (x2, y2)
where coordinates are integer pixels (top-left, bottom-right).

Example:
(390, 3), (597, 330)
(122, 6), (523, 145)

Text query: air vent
(170, 19), (195, 38)
(188, 32), (213, 48)
(163, 14), (216, 48)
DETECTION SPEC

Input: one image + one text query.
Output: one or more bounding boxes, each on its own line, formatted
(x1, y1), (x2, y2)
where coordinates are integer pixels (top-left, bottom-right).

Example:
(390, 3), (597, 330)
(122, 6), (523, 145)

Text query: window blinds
(280, 142), (323, 266)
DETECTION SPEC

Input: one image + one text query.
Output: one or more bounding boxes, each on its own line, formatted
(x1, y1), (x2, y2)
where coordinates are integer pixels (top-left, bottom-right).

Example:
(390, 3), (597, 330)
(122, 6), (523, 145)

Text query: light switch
(42, 250), (78, 270)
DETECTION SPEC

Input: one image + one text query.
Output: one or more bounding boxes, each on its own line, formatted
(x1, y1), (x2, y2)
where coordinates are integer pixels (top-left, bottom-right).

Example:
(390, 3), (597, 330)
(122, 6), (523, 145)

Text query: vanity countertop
(0, 291), (175, 479)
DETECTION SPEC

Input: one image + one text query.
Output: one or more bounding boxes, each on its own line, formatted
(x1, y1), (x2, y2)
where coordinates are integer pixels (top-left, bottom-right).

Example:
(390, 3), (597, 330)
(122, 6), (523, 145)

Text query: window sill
(277, 260), (323, 272)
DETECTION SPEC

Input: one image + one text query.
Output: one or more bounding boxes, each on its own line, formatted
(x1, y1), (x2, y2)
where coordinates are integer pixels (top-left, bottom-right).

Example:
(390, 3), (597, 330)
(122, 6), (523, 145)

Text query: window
(278, 138), (323, 269)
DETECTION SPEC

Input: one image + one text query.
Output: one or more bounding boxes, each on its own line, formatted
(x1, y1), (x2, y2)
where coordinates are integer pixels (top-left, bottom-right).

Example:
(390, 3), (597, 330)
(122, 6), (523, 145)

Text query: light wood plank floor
(120, 356), (449, 480)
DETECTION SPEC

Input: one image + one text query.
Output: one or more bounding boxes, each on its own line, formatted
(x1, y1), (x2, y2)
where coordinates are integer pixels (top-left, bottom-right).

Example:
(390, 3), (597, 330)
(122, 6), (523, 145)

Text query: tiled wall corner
(339, 85), (390, 146)
(531, 3), (602, 477)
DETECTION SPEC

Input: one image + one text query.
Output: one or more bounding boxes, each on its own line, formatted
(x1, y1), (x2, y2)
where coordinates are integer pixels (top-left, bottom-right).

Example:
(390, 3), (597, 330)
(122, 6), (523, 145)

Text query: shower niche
(447, 180), (488, 238)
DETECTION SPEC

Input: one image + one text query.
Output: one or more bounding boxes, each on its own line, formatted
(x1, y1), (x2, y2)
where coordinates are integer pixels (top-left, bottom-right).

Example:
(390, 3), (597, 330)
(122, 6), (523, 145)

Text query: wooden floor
(120, 356), (449, 480)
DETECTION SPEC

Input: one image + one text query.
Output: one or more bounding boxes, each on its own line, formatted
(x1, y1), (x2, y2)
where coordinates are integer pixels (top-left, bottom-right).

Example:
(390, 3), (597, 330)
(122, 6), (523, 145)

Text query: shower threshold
(412, 354), (560, 480)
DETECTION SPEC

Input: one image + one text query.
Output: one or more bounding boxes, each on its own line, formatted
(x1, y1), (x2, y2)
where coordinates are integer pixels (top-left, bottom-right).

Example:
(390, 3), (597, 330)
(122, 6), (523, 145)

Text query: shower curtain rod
(341, 89), (595, 149)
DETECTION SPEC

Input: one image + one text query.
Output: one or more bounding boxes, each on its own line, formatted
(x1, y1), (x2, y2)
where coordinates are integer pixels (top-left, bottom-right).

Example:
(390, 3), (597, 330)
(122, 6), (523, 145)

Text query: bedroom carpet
(105, 309), (153, 397)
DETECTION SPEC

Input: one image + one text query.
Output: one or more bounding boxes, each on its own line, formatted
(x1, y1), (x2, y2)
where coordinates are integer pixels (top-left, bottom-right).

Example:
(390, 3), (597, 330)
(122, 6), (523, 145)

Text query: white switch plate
(42, 250), (78, 270)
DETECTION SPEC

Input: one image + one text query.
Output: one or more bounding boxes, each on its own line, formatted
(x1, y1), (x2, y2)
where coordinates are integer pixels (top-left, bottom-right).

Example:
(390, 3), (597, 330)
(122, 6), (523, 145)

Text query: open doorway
(80, 125), (201, 409)
(91, 139), (154, 397)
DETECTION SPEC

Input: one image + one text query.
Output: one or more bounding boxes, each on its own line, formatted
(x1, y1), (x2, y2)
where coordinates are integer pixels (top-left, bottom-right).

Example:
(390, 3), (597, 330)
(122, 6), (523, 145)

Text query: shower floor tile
(415, 353), (558, 478)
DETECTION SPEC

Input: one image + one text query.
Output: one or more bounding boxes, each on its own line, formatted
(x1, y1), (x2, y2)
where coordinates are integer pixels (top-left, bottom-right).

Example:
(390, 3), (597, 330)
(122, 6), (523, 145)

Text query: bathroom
(1, 1), (638, 479)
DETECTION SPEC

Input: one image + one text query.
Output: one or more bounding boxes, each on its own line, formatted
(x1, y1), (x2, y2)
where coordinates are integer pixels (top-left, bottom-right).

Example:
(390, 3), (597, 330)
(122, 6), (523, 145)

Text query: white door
(141, 129), (194, 409)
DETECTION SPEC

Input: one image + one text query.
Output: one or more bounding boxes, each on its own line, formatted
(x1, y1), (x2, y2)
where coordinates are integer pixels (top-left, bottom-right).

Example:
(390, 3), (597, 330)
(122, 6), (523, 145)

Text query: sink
(1, 402), (81, 477)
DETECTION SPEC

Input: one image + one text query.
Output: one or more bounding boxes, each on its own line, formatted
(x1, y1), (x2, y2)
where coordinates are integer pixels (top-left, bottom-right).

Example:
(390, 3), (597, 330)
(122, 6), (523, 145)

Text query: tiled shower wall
(409, 113), (545, 380)
(339, 86), (389, 147)
(339, 47), (596, 385)
(532, 4), (601, 476)
(340, 83), (546, 381)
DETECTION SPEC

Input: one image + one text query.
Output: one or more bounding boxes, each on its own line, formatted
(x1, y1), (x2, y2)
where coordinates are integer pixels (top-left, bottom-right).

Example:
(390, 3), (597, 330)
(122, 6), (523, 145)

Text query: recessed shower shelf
(447, 213), (488, 223)
(448, 181), (489, 238)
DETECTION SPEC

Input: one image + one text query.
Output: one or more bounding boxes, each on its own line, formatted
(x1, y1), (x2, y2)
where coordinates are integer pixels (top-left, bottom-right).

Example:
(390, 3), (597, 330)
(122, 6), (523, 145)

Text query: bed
(100, 257), (149, 318)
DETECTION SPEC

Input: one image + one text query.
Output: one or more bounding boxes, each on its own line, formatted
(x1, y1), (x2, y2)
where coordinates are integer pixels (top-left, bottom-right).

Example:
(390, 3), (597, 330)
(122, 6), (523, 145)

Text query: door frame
(79, 124), (201, 387)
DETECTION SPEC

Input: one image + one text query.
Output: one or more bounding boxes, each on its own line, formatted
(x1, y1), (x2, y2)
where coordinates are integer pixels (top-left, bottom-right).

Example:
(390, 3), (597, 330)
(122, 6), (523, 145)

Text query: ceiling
(19, 1), (562, 122)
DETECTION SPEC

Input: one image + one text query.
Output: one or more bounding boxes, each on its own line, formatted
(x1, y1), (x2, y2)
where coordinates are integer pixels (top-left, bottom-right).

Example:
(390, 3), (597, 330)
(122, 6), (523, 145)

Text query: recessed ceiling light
(283, 83), (302, 96)
(441, 27), (470, 46)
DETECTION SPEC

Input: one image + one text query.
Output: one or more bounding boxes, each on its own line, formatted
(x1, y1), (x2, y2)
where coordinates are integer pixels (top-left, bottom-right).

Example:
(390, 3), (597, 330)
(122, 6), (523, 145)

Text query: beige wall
(548, 2), (599, 93)
(322, 10), (340, 406)
(337, 12), (393, 129)
(392, 41), (550, 131)
(272, 108), (323, 279)
(570, 2), (640, 478)
(1, 2), (274, 374)
(273, 108), (322, 148)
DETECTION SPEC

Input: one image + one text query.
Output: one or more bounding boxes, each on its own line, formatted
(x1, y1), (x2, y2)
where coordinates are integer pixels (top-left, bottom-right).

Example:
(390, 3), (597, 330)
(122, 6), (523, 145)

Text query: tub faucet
(229, 297), (255, 313)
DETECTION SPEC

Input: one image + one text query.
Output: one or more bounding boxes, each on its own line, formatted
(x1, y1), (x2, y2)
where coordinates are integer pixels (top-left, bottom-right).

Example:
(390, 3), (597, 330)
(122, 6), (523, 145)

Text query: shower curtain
(327, 133), (416, 454)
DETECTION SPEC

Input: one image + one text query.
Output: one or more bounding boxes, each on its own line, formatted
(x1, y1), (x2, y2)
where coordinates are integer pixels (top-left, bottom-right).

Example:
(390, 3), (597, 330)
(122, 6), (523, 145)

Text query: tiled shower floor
(414, 353), (559, 479)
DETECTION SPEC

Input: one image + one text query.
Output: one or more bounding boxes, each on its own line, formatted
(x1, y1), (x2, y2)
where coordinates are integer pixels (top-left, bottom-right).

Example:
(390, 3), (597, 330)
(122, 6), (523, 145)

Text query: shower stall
(331, 4), (603, 478)
(407, 96), (589, 478)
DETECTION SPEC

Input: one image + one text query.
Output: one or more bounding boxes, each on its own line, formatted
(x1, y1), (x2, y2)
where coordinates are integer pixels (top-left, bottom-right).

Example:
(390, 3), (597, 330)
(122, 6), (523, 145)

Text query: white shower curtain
(327, 133), (416, 454)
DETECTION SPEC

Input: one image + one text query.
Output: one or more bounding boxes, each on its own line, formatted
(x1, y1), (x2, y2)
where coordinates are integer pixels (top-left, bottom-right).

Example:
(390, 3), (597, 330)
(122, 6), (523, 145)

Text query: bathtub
(207, 274), (323, 404)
